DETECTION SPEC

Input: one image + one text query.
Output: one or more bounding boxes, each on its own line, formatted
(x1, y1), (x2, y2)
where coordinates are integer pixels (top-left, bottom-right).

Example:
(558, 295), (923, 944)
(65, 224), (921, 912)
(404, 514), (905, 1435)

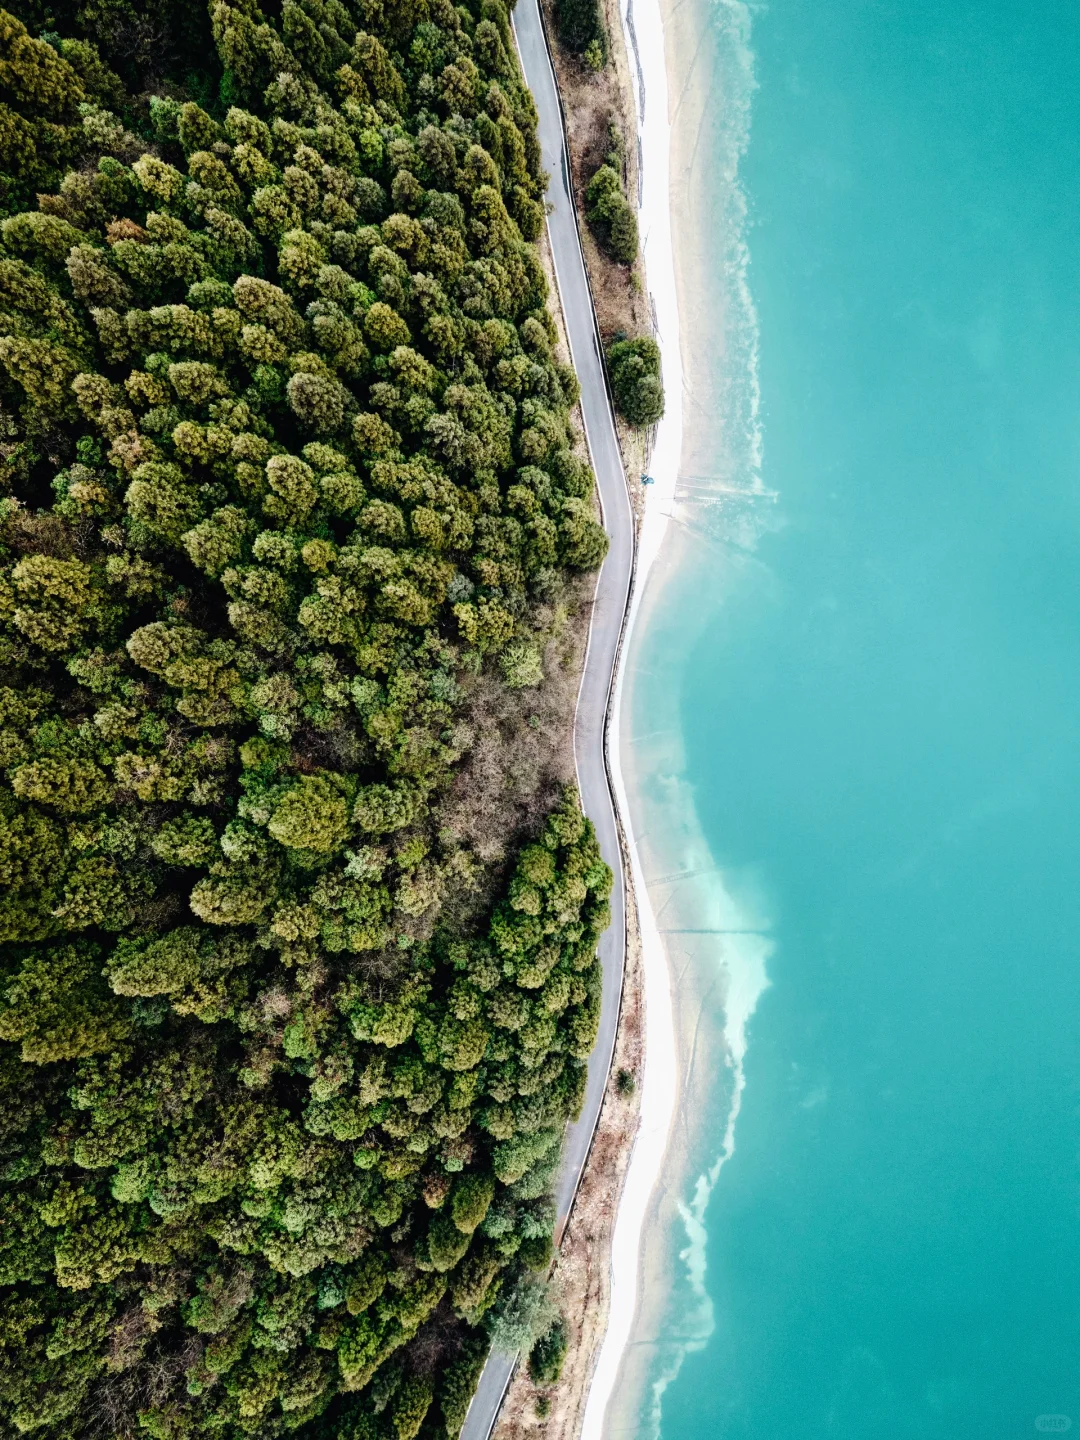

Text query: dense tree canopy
(0, 0), (612, 1434)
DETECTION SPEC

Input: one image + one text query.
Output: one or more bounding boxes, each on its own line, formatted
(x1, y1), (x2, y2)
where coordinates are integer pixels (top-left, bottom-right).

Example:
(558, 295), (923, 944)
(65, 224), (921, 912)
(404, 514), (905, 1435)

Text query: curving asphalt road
(459, 0), (636, 1433)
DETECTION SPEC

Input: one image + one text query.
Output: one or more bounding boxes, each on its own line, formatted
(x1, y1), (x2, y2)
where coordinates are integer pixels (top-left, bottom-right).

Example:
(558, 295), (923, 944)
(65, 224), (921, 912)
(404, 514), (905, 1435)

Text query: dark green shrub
(609, 202), (639, 263)
(529, 1316), (569, 1383)
(0, 11), (88, 213)
(608, 334), (666, 425)
(390, 1374), (434, 1439)
(13, 0), (216, 91)
(488, 1274), (559, 1353)
(556, 0), (608, 57)
(452, 1172), (496, 1233)
(585, 163), (639, 264)
(519, 1232), (554, 1269)
(440, 1336), (490, 1435)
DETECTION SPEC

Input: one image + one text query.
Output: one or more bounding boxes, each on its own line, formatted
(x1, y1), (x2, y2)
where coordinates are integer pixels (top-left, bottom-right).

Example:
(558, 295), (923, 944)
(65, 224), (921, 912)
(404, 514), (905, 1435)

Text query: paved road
(459, 0), (636, 1433)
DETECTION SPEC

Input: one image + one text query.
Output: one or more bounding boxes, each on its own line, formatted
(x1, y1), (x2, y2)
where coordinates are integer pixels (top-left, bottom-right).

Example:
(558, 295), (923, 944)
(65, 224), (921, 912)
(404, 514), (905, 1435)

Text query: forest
(0, 0), (613, 1434)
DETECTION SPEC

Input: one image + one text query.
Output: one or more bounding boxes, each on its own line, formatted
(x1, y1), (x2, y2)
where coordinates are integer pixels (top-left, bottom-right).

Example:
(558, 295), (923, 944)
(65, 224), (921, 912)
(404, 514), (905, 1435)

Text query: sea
(614, 0), (1080, 1436)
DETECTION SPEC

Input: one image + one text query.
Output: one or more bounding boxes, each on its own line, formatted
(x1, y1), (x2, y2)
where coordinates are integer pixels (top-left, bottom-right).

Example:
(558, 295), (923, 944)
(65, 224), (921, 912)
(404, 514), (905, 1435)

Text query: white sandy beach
(580, 0), (776, 1427)
(578, 0), (683, 1428)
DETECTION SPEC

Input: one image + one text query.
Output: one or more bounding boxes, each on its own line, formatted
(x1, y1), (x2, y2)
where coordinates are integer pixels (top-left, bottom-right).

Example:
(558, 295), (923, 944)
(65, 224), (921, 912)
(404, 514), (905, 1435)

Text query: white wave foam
(673, 0), (764, 541)
(630, 792), (772, 1437)
(644, 915), (772, 1434)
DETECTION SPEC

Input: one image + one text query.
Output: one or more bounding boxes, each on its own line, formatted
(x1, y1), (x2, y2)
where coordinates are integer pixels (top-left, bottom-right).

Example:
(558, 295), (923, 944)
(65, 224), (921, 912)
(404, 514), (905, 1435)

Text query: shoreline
(579, 0), (685, 1425)
(586, 0), (776, 1423)
(601, 524), (775, 1436)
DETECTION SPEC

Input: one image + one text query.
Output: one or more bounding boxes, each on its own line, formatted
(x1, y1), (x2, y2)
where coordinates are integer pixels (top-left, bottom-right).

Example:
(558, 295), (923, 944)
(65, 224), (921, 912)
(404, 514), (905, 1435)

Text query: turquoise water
(627, 0), (1080, 1435)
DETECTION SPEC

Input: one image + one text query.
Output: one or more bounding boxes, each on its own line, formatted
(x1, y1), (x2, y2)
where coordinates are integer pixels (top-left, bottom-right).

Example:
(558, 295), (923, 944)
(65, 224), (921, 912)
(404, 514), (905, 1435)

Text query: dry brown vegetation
(441, 574), (594, 912)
